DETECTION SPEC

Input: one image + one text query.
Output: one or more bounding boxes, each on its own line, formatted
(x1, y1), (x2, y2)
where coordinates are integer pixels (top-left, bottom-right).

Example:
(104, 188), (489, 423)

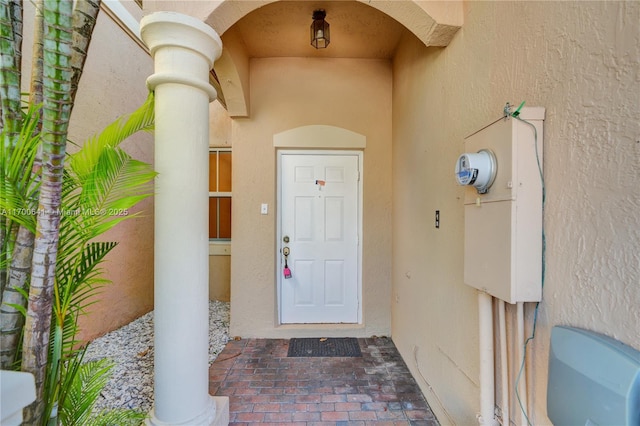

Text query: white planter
(0, 370), (36, 426)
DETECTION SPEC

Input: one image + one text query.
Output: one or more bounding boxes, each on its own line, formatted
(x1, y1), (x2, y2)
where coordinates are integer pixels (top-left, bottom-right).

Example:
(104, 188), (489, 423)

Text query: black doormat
(287, 337), (362, 357)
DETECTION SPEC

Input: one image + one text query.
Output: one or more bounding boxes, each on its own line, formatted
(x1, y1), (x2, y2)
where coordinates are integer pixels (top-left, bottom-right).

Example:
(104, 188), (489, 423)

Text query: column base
(146, 395), (229, 426)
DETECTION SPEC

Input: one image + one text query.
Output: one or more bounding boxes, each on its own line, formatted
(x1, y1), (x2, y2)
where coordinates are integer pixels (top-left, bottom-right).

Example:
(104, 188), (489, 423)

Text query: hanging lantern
(310, 9), (330, 49)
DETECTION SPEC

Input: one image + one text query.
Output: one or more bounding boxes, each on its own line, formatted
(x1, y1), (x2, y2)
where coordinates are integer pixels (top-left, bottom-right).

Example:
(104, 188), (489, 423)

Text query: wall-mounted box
(462, 107), (544, 303)
(547, 326), (640, 425)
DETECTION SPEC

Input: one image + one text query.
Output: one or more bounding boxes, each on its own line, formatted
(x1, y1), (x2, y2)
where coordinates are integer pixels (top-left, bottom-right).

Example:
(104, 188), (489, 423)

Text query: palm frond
(4, 301), (27, 317)
(59, 310), (81, 357)
(62, 101), (156, 244)
(10, 102), (42, 192)
(90, 409), (148, 426)
(55, 241), (117, 359)
(57, 348), (86, 415)
(0, 103), (42, 233)
(0, 180), (37, 232)
(76, 147), (156, 239)
(70, 92), (154, 181)
(58, 357), (114, 426)
(43, 324), (64, 424)
(56, 241), (117, 305)
(35, 93), (155, 425)
(60, 168), (82, 212)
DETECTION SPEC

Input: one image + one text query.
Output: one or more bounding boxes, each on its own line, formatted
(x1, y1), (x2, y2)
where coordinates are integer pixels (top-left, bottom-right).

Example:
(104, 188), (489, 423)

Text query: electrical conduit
(498, 300), (509, 426)
(478, 291), (498, 426)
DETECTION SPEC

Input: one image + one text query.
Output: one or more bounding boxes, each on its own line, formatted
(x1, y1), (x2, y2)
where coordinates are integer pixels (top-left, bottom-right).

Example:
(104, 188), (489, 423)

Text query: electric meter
(455, 149), (497, 194)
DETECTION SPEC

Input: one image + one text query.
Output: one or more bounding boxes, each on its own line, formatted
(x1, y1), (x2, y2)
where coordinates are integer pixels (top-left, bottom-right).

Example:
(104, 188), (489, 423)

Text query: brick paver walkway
(209, 337), (439, 425)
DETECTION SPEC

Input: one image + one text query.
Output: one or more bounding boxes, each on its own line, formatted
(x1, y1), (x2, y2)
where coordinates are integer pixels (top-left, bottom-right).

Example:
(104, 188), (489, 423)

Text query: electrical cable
(507, 103), (546, 426)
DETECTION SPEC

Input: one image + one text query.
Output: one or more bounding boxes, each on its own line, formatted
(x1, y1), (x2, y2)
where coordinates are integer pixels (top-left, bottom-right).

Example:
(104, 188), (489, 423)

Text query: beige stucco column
(140, 12), (228, 426)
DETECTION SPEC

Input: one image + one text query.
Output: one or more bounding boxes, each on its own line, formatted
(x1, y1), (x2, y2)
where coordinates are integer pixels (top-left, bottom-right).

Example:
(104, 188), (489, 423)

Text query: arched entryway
(141, 2), (463, 424)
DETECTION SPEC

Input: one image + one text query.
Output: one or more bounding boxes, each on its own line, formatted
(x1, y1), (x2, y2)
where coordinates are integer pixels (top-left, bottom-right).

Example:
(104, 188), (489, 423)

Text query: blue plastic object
(547, 326), (640, 425)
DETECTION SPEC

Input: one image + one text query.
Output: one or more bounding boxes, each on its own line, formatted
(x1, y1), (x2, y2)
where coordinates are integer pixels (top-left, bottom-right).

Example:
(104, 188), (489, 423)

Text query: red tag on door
(283, 267), (292, 279)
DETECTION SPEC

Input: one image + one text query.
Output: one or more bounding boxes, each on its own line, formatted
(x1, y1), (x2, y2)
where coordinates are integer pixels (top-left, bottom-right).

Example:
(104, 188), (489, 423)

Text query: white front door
(279, 152), (361, 323)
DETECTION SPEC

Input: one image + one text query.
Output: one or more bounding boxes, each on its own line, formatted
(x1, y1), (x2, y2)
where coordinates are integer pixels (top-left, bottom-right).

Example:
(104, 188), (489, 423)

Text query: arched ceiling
(144, 0), (462, 116)
(229, 1), (406, 59)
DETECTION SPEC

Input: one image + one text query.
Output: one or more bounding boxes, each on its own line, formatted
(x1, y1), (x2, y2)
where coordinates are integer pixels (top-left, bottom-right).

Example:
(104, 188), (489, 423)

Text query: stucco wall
(19, 2), (155, 342)
(230, 57), (393, 338)
(391, 1), (639, 424)
(73, 11), (155, 342)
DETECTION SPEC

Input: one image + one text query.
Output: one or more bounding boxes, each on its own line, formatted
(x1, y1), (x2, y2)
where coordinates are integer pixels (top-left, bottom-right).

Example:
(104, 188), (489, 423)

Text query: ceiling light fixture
(310, 9), (330, 49)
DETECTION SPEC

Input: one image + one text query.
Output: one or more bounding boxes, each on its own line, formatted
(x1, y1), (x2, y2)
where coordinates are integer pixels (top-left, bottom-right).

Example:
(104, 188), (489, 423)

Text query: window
(209, 149), (232, 240)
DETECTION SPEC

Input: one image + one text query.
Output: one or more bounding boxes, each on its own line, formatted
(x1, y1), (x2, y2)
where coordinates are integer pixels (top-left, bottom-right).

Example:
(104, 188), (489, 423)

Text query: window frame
(209, 147), (232, 242)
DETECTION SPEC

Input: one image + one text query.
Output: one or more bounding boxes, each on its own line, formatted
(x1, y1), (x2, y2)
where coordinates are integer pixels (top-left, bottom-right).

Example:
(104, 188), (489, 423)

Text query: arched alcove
(144, 0), (462, 117)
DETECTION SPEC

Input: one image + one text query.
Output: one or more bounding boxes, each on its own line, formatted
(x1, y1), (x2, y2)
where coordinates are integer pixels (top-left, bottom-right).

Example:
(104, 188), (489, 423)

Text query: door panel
(325, 197), (344, 241)
(293, 260), (314, 305)
(280, 153), (360, 323)
(324, 260), (345, 305)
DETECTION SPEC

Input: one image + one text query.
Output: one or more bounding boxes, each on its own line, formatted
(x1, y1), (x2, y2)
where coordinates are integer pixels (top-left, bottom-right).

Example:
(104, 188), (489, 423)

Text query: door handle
(282, 246), (292, 279)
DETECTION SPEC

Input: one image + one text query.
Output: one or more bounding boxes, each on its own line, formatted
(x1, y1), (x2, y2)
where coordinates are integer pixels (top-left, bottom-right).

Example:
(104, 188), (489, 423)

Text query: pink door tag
(283, 267), (292, 279)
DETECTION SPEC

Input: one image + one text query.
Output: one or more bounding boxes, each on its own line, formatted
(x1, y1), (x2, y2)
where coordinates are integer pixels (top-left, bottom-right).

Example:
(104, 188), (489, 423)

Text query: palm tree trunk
(0, 0), (41, 372)
(1, 0), (101, 374)
(29, 0), (44, 109)
(0, 226), (33, 369)
(0, 0), (23, 297)
(70, 0), (101, 107)
(21, 0), (73, 423)
(0, 0), (23, 133)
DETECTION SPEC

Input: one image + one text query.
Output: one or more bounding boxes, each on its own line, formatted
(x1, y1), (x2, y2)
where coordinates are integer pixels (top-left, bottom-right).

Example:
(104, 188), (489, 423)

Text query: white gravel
(83, 300), (230, 414)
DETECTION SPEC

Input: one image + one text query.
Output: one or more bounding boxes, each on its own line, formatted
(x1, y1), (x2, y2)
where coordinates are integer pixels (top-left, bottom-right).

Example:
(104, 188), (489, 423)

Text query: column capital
(141, 12), (222, 68)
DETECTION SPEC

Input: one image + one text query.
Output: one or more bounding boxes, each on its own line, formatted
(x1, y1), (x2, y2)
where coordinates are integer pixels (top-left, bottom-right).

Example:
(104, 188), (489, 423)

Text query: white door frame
(276, 149), (363, 324)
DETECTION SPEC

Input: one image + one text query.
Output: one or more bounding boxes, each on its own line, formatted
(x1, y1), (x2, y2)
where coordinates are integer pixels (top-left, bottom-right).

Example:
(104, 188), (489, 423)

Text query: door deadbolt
(283, 235), (290, 243)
